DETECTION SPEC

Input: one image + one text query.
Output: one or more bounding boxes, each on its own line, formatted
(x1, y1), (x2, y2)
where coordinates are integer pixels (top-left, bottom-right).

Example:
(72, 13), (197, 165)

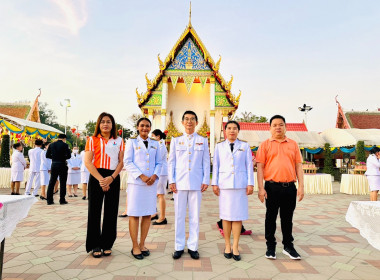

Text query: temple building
(335, 97), (380, 129)
(135, 11), (240, 155)
(0, 95), (41, 123)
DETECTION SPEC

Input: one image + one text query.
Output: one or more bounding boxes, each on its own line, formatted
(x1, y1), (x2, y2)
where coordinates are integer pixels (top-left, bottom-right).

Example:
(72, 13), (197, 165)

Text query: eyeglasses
(184, 118), (196, 122)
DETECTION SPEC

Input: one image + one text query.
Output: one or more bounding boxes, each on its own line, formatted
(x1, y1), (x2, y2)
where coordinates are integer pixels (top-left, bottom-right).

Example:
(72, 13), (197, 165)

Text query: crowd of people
(10, 111), (309, 262)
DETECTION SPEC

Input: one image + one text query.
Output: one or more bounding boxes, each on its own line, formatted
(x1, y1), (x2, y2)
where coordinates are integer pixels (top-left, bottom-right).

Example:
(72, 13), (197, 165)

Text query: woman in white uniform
(40, 142), (51, 200)
(151, 129), (168, 225)
(124, 118), (162, 260)
(80, 150), (90, 200)
(212, 120), (254, 261)
(365, 147), (380, 201)
(67, 147), (81, 197)
(10, 143), (26, 195)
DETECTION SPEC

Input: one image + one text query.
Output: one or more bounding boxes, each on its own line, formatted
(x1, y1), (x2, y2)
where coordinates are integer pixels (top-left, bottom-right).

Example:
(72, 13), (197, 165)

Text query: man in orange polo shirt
(256, 115), (304, 260)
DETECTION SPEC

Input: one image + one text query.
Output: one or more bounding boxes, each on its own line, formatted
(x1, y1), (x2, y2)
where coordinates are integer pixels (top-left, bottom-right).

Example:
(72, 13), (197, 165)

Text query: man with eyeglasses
(168, 110), (210, 260)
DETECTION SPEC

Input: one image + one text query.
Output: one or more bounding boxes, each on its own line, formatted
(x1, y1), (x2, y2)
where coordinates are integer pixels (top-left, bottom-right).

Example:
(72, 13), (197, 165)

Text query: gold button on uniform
(189, 168), (191, 171)
(147, 168), (149, 170)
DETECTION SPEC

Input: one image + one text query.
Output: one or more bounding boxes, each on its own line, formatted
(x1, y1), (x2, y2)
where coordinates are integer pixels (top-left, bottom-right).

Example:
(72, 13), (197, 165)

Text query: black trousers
(264, 181), (297, 249)
(47, 162), (67, 203)
(86, 168), (120, 253)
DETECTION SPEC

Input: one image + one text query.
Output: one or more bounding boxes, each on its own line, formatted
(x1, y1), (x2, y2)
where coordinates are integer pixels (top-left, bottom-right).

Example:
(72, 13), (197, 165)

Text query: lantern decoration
(118, 129), (122, 136)
(71, 127), (76, 134)
(206, 131), (210, 137)
(164, 130), (168, 135)
(76, 132), (80, 137)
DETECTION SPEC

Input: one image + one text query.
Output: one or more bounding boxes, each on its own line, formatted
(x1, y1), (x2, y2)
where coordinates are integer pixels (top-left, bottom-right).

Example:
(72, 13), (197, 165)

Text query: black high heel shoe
(232, 250), (241, 261)
(224, 248), (232, 259)
(131, 249), (144, 260)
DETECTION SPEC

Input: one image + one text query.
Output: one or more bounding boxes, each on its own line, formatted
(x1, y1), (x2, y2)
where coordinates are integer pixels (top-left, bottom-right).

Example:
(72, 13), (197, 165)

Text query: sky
(0, 0), (379, 132)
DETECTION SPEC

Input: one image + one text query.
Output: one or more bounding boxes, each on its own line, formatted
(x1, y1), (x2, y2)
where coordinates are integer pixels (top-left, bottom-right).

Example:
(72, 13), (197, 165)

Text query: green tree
(234, 111), (268, 123)
(356, 141), (366, 163)
(39, 102), (57, 125)
(85, 121), (96, 136)
(0, 134), (11, 167)
(323, 143), (334, 175)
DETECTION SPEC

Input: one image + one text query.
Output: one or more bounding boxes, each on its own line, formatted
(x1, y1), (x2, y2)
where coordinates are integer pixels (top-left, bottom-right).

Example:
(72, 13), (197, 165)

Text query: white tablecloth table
(346, 201), (380, 250)
(254, 172), (333, 194)
(0, 195), (37, 278)
(0, 168), (30, 189)
(340, 174), (369, 195)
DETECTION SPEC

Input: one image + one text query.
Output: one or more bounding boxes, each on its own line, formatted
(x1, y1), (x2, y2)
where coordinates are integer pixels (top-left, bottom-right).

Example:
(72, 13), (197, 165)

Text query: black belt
(266, 181), (295, 187)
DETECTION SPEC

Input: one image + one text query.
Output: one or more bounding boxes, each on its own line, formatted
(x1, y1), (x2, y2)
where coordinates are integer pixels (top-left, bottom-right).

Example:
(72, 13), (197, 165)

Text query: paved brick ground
(2, 182), (380, 280)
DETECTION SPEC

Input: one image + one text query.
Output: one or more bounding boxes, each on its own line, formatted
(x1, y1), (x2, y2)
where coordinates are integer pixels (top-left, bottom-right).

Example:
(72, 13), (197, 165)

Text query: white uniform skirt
(40, 170), (50, 186)
(219, 188), (248, 221)
(67, 172), (81, 185)
(81, 171), (90, 184)
(11, 171), (24, 182)
(367, 175), (380, 191)
(157, 175), (168, 195)
(127, 183), (157, 217)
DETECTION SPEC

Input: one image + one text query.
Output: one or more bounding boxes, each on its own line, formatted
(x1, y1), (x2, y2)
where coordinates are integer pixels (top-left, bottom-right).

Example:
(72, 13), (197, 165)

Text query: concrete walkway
(2, 182), (380, 280)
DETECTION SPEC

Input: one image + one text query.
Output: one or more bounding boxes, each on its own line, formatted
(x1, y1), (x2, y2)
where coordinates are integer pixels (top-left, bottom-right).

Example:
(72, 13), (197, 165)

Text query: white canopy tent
(321, 128), (380, 147)
(238, 130), (325, 148)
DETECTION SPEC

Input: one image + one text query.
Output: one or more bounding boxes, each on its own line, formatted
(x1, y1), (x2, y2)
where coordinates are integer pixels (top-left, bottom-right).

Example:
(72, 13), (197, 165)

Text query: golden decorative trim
(148, 109), (154, 116)
(162, 76), (168, 83)
(210, 110), (215, 117)
(210, 76), (216, 83)
(161, 109), (167, 115)
(145, 73), (153, 90)
(158, 54), (165, 70)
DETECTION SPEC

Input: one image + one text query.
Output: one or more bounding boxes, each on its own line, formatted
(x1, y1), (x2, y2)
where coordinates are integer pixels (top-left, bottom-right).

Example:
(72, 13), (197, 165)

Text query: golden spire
(188, 1), (192, 27)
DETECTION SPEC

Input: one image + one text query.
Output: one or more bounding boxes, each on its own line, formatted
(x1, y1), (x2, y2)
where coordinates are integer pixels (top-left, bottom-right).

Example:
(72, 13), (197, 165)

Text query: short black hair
(182, 111), (198, 122)
(270, 115), (286, 125)
(13, 143), (22, 149)
(35, 139), (43, 146)
(370, 147), (380, 154)
(152, 129), (166, 140)
(225, 120), (240, 131)
(58, 134), (67, 139)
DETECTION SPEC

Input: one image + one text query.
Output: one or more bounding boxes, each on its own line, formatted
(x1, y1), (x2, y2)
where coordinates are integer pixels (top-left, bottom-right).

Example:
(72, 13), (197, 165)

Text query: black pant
(264, 181), (297, 249)
(86, 168), (120, 253)
(47, 162), (68, 203)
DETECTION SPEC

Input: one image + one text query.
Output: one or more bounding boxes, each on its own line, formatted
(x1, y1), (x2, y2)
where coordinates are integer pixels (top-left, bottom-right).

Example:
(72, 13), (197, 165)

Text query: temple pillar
(222, 110), (229, 123)
(148, 109), (154, 127)
(161, 77), (168, 131)
(210, 76), (216, 156)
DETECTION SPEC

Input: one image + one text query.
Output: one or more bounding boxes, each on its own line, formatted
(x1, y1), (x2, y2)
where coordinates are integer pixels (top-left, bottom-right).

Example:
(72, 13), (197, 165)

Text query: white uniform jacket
(28, 147), (43, 172)
(159, 140), (168, 176)
(40, 150), (52, 171)
(67, 153), (82, 174)
(212, 139), (254, 189)
(365, 154), (380, 176)
(80, 151), (89, 172)
(124, 135), (163, 185)
(11, 150), (26, 172)
(168, 132), (210, 191)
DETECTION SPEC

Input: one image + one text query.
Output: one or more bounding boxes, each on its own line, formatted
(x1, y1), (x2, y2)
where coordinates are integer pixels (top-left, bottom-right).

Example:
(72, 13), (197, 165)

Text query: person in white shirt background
(40, 142), (51, 200)
(124, 118), (163, 260)
(151, 129), (169, 225)
(67, 146), (82, 197)
(11, 142), (26, 195)
(365, 147), (380, 201)
(25, 139), (43, 196)
(212, 120), (254, 261)
(168, 110), (210, 260)
(80, 150), (90, 200)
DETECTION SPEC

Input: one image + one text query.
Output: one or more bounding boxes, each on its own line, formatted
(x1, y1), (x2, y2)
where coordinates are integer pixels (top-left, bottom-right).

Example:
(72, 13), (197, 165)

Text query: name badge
(196, 143), (203, 146)
(150, 146), (157, 149)
(238, 148), (244, 151)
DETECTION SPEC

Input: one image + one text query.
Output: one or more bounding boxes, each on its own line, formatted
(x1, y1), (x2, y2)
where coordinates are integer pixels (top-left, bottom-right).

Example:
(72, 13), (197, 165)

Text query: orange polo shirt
(256, 137), (302, 182)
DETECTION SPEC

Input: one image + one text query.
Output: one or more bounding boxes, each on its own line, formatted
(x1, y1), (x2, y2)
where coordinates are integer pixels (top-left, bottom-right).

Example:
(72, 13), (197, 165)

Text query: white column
(210, 76), (216, 156)
(148, 109), (154, 129)
(161, 76), (168, 131)
(222, 110), (229, 123)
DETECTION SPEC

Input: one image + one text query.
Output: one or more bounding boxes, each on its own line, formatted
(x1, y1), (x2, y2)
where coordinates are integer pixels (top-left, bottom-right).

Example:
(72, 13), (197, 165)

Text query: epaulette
(238, 138), (247, 143)
(216, 140), (224, 144)
(173, 133), (183, 138)
(129, 137), (137, 139)
(150, 137), (158, 141)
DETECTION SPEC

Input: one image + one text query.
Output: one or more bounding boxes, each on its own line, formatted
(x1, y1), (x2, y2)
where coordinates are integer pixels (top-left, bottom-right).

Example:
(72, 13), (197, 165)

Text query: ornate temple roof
(0, 92), (41, 122)
(136, 18), (240, 109)
(335, 96), (380, 129)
